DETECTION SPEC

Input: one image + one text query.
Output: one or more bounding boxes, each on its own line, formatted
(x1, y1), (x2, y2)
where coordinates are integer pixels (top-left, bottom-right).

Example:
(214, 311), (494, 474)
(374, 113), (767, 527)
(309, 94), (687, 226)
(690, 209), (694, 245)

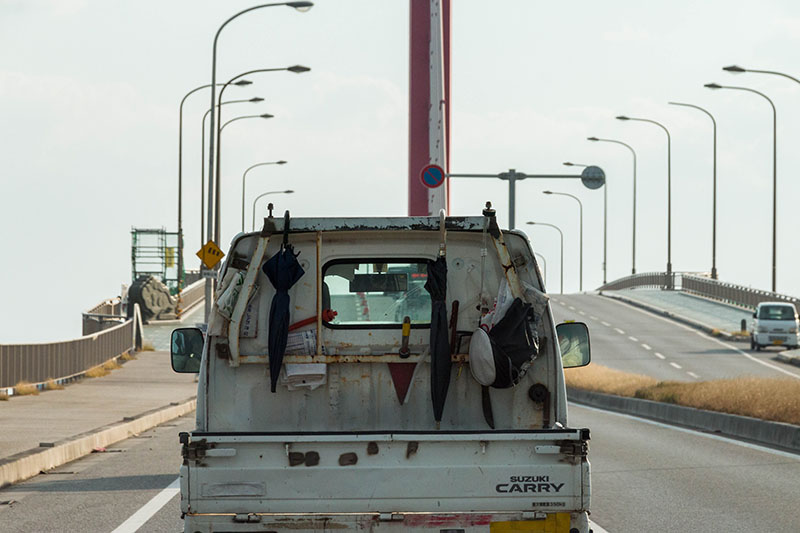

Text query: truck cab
(171, 211), (592, 532)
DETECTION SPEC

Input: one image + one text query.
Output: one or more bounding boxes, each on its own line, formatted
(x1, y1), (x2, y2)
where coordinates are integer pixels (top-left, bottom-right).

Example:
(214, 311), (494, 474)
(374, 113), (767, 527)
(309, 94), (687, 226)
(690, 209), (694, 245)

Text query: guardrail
(1, 305), (143, 391)
(599, 272), (800, 311)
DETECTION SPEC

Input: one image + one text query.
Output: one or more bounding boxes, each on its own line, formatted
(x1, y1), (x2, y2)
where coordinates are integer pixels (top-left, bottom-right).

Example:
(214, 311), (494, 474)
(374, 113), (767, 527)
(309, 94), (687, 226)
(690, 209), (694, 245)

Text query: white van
(171, 209), (592, 532)
(751, 301), (800, 351)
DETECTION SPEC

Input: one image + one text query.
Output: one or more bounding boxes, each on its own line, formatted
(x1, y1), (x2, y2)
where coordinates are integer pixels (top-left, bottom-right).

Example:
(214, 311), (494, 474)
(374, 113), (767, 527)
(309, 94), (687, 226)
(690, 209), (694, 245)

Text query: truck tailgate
(181, 429), (590, 515)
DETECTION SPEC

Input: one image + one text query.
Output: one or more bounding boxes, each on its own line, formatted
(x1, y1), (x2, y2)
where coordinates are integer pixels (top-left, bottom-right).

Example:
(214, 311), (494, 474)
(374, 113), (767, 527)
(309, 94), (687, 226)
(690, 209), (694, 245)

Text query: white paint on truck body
(183, 216), (590, 532)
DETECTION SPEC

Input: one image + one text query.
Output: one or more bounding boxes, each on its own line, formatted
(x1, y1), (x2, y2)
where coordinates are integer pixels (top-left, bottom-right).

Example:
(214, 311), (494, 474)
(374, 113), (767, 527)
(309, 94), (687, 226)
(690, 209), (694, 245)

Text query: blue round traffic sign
(420, 164), (446, 189)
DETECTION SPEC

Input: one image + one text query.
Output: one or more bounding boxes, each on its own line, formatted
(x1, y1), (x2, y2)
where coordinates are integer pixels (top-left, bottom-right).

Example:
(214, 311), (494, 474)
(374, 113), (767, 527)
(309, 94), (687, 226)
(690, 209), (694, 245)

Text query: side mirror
(557, 321), (591, 368)
(171, 327), (204, 373)
(753, 312), (757, 318)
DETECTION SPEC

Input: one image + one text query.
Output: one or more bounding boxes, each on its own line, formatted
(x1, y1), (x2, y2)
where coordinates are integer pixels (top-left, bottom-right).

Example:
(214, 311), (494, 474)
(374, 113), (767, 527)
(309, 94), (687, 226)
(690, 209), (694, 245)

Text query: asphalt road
(551, 293), (800, 382)
(0, 414), (190, 533)
(570, 403), (800, 532)
(2, 405), (798, 533)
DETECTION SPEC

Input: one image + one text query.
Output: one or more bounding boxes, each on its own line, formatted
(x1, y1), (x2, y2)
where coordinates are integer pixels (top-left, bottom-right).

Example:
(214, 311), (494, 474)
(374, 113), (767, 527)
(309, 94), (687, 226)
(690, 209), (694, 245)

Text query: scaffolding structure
(131, 227), (182, 294)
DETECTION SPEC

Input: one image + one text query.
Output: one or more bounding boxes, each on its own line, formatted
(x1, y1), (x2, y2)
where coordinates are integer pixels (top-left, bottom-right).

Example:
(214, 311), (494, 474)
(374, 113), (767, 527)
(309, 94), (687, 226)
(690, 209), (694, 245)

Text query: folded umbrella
(425, 256), (451, 424)
(262, 243), (305, 392)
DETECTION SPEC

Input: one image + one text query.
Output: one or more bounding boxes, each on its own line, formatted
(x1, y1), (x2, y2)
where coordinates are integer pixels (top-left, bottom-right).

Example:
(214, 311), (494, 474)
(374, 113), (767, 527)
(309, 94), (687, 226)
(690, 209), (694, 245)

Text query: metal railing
(599, 272), (800, 311)
(82, 297), (126, 335)
(597, 272), (674, 291)
(1, 305), (143, 390)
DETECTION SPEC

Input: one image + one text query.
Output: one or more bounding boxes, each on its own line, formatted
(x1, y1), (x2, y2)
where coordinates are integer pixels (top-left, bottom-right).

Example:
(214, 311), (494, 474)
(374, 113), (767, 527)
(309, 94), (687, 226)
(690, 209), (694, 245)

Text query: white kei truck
(171, 207), (593, 533)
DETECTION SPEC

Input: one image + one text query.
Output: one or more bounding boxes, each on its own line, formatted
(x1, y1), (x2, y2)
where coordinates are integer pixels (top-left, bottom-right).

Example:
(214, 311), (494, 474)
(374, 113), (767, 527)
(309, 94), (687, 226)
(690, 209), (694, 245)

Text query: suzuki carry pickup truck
(171, 206), (593, 532)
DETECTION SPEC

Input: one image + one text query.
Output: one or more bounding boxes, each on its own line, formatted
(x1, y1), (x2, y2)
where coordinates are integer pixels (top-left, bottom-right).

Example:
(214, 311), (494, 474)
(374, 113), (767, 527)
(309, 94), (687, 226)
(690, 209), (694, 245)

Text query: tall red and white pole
(408, 0), (451, 216)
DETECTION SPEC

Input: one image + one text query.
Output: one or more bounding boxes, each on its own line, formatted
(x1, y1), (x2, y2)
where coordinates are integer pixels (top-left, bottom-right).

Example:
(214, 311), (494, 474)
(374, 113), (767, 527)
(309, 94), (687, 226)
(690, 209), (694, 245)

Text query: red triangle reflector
(388, 363), (416, 405)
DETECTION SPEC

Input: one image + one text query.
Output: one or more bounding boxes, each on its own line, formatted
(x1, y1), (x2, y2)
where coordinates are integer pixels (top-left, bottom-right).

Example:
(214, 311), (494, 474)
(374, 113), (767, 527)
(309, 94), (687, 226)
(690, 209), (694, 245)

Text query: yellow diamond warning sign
(196, 240), (225, 270)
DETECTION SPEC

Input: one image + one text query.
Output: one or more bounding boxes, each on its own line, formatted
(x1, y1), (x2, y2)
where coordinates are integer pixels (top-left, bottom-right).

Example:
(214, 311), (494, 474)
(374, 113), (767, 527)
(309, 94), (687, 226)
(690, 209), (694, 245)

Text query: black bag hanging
(486, 297), (539, 388)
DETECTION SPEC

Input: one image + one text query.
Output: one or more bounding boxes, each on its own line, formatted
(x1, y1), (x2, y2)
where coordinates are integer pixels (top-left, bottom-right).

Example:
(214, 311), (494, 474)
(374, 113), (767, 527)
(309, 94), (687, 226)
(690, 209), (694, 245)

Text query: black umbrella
(425, 256), (451, 425)
(262, 242), (305, 392)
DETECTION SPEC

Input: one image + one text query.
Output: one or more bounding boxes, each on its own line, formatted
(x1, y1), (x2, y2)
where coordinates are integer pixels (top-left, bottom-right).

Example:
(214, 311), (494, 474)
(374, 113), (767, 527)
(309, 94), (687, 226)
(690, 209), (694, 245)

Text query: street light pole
(565, 161), (607, 284)
(205, 1), (313, 322)
(252, 190), (295, 231)
(616, 115), (672, 287)
(526, 222), (564, 294)
(242, 160), (287, 231)
(705, 83), (777, 292)
(200, 98), (263, 248)
(214, 66), (309, 246)
(668, 102), (718, 279)
(723, 65), (800, 85)
(587, 137), (636, 276)
(543, 190), (583, 291)
(178, 81), (249, 288)
(215, 113), (274, 242)
(534, 252), (547, 287)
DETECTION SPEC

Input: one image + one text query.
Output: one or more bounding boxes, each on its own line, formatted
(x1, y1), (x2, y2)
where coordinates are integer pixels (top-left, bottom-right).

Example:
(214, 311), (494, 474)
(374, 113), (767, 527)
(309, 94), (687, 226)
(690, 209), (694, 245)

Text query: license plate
(491, 513), (570, 532)
(773, 339), (784, 345)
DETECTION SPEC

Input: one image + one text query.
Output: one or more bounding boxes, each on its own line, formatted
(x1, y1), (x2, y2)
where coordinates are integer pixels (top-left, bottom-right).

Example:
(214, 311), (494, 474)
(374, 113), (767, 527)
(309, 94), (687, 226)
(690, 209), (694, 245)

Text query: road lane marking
(628, 336), (639, 342)
(589, 519), (611, 533)
(614, 328), (625, 334)
(568, 306), (576, 310)
(601, 321), (611, 327)
(603, 296), (800, 379)
(641, 343), (652, 350)
(670, 362), (682, 369)
(654, 352), (665, 359)
(579, 310), (586, 315)
(572, 403), (800, 460)
(687, 371), (700, 379)
(589, 315), (598, 320)
(111, 477), (180, 533)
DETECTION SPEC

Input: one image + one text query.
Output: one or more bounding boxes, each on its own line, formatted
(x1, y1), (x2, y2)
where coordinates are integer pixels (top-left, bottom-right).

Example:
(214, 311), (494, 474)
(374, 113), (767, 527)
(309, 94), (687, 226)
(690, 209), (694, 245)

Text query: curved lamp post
(214, 113), (274, 240)
(534, 252), (547, 287)
(200, 97), (263, 247)
(588, 136), (636, 276)
(705, 82), (777, 291)
(543, 191), (583, 291)
(252, 190), (295, 231)
(526, 221), (564, 294)
(177, 79), (250, 288)
(565, 160), (607, 284)
(242, 160), (287, 231)
(617, 115), (673, 287)
(668, 102), (718, 280)
(723, 65), (800, 85)
(205, 1), (313, 321)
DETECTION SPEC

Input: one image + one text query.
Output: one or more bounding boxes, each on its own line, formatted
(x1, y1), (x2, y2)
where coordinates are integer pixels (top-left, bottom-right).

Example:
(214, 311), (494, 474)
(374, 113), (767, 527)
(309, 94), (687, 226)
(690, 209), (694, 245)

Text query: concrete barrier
(568, 387), (800, 454)
(0, 397), (196, 488)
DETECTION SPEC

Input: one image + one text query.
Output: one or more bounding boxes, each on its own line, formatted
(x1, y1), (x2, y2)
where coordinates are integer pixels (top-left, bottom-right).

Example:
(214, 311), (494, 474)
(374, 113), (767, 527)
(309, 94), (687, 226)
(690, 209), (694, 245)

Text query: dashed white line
(687, 371), (700, 379)
(654, 352), (666, 359)
(568, 306), (576, 310)
(628, 336), (639, 342)
(614, 328), (625, 335)
(111, 477), (180, 532)
(601, 321), (611, 327)
(589, 315), (598, 320)
(578, 310), (586, 315)
(641, 343), (652, 350)
(603, 296), (800, 379)
(670, 362), (682, 369)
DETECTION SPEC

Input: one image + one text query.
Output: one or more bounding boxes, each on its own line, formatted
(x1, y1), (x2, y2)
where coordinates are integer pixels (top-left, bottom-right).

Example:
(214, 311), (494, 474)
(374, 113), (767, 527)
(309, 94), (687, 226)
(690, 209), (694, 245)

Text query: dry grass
(567, 364), (800, 425)
(44, 379), (64, 391)
(13, 381), (39, 396)
(0, 392), (9, 401)
(140, 341), (155, 352)
(103, 360), (121, 371)
(120, 351), (137, 361)
(85, 366), (109, 378)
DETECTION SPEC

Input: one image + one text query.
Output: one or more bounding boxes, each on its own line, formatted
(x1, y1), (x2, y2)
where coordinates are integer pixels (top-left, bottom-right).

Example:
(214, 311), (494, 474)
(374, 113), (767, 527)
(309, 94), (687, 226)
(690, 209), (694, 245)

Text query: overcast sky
(2, 0), (799, 342)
